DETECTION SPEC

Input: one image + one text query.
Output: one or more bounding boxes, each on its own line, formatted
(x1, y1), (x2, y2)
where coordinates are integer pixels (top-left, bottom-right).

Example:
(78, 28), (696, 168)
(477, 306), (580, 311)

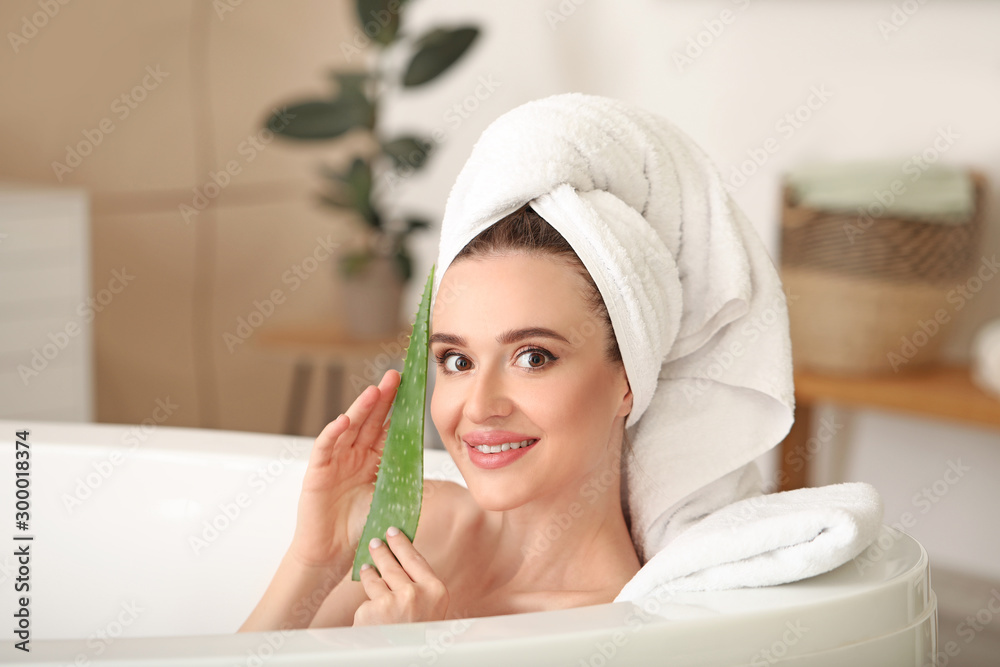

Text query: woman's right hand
(287, 369), (401, 570)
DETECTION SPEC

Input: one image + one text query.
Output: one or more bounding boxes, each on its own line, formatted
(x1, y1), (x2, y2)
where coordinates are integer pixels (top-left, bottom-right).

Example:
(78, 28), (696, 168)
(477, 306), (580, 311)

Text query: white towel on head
(614, 482), (884, 601)
(431, 92), (795, 563)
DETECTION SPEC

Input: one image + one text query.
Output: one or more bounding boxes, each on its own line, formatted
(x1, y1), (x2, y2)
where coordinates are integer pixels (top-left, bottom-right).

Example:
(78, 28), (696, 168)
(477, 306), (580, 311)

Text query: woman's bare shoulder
(416, 478), (478, 543)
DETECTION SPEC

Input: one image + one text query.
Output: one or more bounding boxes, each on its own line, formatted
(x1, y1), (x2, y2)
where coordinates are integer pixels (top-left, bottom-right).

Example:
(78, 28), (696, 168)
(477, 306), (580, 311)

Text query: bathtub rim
(0, 419), (936, 665)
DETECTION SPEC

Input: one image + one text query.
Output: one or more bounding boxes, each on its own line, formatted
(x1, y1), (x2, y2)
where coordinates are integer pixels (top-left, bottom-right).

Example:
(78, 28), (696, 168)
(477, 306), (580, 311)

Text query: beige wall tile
(2, 0), (195, 190)
(91, 207), (198, 427)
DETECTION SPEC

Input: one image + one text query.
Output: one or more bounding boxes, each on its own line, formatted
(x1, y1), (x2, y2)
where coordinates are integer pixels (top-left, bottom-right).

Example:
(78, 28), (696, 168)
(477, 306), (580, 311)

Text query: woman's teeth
(474, 439), (536, 454)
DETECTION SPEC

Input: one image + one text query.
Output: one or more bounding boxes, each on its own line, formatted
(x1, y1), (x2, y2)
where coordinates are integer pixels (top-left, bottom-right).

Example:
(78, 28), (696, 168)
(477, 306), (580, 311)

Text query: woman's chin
(446, 444), (538, 511)
(464, 482), (532, 513)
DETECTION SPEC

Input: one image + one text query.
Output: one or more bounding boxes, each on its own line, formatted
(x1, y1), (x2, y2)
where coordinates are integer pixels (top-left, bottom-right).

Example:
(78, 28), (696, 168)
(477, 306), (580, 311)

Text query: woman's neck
(474, 456), (640, 597)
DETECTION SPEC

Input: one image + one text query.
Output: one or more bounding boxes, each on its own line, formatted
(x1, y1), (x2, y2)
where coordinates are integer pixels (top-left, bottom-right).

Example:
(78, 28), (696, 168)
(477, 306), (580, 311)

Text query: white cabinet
(0, 186), (93, 421)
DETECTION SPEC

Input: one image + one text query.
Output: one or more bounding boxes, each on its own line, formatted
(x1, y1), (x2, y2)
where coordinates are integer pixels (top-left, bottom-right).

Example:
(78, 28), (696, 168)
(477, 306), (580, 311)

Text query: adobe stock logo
(7, 0), (72, 54)
(50, 65), (170, 182)
(886, 255), (999, 372)
(723, 85), (833, 195)
(877, 0), (930, 41)
(671, 0), (752, 73)
(179, 107), (295, 224)
(843, 126), (960, 245)
(18, 268), (135, 386)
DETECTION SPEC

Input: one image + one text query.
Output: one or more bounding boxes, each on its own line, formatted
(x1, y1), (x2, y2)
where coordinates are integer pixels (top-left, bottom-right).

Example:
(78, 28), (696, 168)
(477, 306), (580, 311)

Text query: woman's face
(430, 252), (632, 511)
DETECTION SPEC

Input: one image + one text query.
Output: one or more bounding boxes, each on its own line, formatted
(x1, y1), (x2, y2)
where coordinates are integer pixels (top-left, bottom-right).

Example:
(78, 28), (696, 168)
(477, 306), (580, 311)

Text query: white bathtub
(0, 419), (935, 666)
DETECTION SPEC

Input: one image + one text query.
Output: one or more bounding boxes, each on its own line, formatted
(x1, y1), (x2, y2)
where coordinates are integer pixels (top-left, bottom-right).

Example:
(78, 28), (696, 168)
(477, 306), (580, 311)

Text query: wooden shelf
(255, 325), (410, 359)
(793, 364), (1000, 430)
(778, 363), (1000, 491)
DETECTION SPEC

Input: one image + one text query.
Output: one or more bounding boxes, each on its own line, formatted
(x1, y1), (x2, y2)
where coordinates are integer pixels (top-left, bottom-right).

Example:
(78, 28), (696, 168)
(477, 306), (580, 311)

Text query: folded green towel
(785, 160), (974, 224)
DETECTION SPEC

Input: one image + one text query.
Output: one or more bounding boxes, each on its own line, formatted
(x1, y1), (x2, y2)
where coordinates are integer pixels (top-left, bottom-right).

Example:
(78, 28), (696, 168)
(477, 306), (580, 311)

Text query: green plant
(263, 1), (479, 284)
(351, 264), (433, 579)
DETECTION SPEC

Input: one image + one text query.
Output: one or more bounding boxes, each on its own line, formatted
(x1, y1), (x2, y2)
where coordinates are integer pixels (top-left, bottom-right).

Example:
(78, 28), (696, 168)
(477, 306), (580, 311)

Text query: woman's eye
(515, 349), (553, 369)
(438, 352), (469, 373)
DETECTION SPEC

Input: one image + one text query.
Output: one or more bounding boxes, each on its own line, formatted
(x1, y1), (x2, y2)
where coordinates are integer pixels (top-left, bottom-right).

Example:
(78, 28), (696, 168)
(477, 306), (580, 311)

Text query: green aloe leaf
(402, 27), (479, 87)
(351, 264), (434, 580)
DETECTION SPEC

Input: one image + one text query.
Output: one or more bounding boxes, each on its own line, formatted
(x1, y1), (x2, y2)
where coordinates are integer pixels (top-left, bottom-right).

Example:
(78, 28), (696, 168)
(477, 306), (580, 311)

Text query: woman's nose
(463, 364), (513, 423)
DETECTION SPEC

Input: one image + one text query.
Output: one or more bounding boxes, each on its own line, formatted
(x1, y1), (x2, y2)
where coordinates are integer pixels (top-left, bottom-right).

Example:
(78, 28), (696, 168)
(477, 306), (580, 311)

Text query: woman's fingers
(367, 535), (412, 591)
(309, 413), (350, 467)
(359, 562), (390, 599)
(339, 382), (383, 447)
(356, 529), (449, 624)
(312, 370), (396, 461)
(354, 370), (400, 452)
(303, 369), (400, 476)
(373, 527), (441, 587)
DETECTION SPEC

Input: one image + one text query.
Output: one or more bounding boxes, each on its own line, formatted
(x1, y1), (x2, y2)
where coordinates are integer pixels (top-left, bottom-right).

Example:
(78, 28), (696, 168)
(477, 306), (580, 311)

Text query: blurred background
(1, 0), (998, 661)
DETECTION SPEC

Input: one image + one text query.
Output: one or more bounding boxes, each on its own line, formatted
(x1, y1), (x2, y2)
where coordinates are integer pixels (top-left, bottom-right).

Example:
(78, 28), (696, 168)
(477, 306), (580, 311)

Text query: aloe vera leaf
(351, 264), (434, 580)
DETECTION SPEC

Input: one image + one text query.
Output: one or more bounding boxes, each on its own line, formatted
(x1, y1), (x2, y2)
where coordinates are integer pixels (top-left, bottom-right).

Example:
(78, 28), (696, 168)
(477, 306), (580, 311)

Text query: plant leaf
(402, 27), (479, 87)
(319, 158), (381, 229)
(381, 136), (433, 170)
(405, 217), (431, 232)
(351, 265), (434, 579)
(394, 245), (413, 282)
(345, 158), (379, 228)
(269, 88), (372, 140)
(331, 71), (371, 101)
(355, 0), (403, 45)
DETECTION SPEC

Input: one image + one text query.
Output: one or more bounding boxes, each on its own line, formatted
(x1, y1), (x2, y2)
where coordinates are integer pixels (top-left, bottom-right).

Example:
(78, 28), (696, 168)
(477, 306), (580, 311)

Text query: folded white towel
(629, 460), (766, 550)
(614, 482), (884, 602)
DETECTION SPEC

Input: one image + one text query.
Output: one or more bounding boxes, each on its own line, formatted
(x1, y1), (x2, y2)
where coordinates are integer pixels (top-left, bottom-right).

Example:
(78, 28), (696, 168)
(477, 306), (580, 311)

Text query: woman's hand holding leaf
(287, 369), (401, 570)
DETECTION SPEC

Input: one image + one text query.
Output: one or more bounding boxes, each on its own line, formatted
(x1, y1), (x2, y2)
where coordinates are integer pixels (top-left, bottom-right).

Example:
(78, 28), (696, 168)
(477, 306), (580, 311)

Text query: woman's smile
(462, 430), (541, 469)
(466, 438), (538, 470)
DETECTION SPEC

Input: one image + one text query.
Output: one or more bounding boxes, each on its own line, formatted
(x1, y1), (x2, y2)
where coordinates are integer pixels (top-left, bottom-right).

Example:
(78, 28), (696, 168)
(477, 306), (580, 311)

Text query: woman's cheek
(429, 388), (446, 435)
(430, 382), (459, 441)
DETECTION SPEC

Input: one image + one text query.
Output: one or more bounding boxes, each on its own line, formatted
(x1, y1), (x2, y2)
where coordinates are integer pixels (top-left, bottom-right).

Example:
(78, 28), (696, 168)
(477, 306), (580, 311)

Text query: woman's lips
(465, 438), (539, 470)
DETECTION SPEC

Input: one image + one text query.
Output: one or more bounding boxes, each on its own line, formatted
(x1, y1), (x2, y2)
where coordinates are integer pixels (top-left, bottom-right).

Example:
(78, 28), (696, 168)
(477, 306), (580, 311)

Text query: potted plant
(263, 0), (479, 338)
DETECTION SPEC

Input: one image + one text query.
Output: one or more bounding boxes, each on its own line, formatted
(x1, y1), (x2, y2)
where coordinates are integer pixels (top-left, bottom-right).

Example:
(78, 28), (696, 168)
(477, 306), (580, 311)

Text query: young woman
(239, 92), (794, 630)
(240, 205), (640, 629)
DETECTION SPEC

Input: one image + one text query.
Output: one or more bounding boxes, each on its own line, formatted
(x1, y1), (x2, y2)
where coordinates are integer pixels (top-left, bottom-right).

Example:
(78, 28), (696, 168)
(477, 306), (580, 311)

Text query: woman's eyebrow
(429, 327), (570, 347)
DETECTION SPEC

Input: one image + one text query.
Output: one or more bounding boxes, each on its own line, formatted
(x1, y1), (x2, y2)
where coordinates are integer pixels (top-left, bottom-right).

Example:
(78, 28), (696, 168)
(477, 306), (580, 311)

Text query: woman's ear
(617, 374), (633, 418)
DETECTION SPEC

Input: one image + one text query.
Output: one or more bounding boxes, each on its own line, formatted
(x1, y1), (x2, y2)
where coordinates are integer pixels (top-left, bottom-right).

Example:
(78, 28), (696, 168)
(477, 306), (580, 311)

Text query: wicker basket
(779, 169), (986, 375)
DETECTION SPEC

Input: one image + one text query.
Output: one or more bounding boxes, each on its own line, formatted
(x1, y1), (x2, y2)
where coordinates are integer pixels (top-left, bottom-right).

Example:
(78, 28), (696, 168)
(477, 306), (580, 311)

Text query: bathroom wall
(1, 0), (997, 588)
